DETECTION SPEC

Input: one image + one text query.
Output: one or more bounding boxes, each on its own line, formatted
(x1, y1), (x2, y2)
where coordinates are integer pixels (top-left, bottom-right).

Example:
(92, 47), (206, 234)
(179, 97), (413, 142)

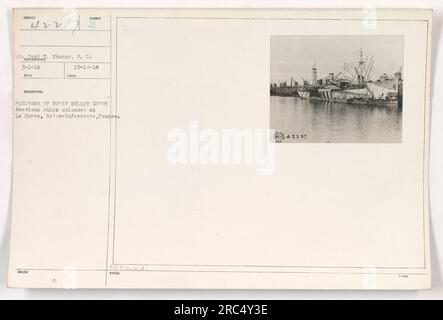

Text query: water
(270, 96), (402, 143)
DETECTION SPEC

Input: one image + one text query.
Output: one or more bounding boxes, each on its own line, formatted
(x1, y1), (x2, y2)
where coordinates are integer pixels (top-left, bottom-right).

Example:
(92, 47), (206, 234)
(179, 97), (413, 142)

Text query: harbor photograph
(270, 35), (404, 143)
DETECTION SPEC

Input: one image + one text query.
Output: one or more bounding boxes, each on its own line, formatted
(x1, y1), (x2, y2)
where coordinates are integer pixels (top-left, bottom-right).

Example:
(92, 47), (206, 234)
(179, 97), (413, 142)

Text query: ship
(294, 48), (403, 107)
(270, 78), (299, 97)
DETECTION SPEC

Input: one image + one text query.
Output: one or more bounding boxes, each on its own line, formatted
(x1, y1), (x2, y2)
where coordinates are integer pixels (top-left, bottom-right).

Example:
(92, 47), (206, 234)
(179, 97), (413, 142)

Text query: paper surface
(8, 8), (432, 289)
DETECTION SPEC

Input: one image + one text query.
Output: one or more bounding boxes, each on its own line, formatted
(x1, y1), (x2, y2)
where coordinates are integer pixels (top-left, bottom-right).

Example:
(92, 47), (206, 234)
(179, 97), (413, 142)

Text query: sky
(270, 35), (404, 84)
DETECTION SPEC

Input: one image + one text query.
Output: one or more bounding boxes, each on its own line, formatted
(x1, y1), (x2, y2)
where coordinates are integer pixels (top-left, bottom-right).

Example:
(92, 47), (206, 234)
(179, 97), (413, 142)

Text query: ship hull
(270, 87), (299, 97)
(298, 90), (311, 98)
(297, 88), (320, 99)
(318, 88), (334, 100)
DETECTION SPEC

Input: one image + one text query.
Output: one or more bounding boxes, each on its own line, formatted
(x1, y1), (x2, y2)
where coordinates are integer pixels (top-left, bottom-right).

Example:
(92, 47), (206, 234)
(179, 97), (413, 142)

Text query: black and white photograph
(270, 35), (404, 143)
